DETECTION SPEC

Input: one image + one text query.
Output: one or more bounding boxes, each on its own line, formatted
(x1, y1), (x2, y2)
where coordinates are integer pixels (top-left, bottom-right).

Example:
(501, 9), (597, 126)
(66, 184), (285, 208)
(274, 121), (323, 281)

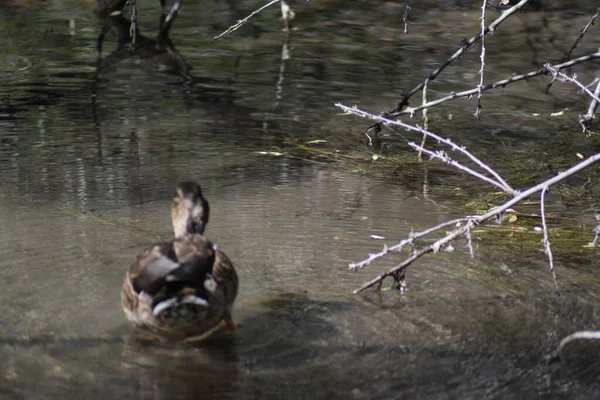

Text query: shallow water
(1, 0), (600, 398)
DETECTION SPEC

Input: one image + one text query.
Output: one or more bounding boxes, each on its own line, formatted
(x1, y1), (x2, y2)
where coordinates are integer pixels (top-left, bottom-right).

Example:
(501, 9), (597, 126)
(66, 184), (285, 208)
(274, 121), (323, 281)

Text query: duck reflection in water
(122, 335), (240, 400)
(95, 0), (192, 81)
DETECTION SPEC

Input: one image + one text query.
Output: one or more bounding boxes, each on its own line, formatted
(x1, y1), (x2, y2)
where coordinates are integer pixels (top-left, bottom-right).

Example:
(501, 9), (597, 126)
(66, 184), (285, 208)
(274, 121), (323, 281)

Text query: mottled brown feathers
(121, 181), (238, 342)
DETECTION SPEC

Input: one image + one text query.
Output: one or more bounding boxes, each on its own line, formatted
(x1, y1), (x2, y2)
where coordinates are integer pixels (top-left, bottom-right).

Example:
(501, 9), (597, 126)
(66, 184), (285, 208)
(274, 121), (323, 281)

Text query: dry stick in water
(403, 0), (411, 35)
(475, 0), (488, 117)
(214, 0), (281, 41)
(540, 186), (558, 293)
(126, 0), (138, 45)
(544, 65), (600, 104)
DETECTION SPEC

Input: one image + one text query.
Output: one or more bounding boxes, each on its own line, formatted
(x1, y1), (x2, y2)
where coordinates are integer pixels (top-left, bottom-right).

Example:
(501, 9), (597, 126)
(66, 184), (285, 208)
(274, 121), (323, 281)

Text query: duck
(121, 181), (238, 342)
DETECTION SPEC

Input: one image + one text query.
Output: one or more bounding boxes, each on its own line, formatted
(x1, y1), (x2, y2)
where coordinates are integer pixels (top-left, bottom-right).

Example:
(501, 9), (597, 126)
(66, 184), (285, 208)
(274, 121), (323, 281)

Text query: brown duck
(121, 181), (238, 342)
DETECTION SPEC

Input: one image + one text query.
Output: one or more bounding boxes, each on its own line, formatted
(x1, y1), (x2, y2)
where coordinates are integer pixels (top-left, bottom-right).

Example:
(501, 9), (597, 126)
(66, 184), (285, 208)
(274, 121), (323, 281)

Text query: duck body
(121, 182), (238, 342)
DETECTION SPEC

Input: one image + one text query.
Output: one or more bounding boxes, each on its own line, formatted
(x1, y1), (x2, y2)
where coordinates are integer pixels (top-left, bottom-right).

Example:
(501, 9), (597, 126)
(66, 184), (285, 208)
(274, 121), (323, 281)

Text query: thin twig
(214, 0), (280, 41)
(475, 0), (487, 117)
(353, 221), (474, 294)
(363, 0), (530, 134)
(417, 79), (429, 161)
(409, 143), (511, 192)
(540, 186), (559, 293)
(466, 226), (474, 258)
(563, 7), (599, 62)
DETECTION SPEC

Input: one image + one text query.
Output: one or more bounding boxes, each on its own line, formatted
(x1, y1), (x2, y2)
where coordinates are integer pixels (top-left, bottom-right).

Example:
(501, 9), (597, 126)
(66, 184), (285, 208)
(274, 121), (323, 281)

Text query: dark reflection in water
(1, 0), (600, 399)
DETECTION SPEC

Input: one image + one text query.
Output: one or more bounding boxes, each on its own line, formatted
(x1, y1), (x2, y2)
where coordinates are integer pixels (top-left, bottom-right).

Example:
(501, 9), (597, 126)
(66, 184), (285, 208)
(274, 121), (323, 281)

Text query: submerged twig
(127, 0), (138, 45)
(383, 0), (529, 119)
(403, 0), (411, 35)
(416, 79), (429, 161)
(540, 186), (559, 293)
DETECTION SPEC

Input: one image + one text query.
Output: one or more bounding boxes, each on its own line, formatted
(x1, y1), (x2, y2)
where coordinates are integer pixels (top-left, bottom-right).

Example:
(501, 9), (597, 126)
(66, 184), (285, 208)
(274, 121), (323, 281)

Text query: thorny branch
(543, 64), (600, 133)
(348, 153), (600, 293)
(562, 7), (599, 62)
(339, 99), (600, 295)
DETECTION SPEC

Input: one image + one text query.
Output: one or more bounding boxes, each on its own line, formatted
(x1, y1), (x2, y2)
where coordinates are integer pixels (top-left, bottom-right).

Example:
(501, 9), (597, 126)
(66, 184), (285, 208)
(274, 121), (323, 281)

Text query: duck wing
(129, 242), (179, 295)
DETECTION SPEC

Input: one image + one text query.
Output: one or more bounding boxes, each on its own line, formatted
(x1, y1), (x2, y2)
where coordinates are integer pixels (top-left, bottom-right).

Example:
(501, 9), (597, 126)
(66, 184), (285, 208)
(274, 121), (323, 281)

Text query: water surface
(1, 1), (600, 398)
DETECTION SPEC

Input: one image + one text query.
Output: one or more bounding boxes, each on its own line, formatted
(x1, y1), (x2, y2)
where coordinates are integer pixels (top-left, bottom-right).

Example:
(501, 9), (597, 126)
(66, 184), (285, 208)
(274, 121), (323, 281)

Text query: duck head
(171, 181), (210, 238)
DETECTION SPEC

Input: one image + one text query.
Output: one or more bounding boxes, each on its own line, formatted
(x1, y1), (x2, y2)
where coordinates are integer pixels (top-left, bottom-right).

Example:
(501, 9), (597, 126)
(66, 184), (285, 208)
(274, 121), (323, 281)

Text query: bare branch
(214, 0), (280, 41)
(563, 7), (599, 62)
(350, 152), (600, 293)
(353, 221), (474, 294)
(475, 0), (488, 117)
(386, 52), (600, 118)
(126, 0), (138, 45)
(384, 0), (530, 117)
(417, 78), (429, 162)
(466, 226), (474, 258)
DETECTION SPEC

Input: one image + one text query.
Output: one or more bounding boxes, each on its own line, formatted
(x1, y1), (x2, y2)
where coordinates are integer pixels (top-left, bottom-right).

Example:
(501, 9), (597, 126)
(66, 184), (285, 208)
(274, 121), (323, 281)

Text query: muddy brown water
(1, 1), (600, 399)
